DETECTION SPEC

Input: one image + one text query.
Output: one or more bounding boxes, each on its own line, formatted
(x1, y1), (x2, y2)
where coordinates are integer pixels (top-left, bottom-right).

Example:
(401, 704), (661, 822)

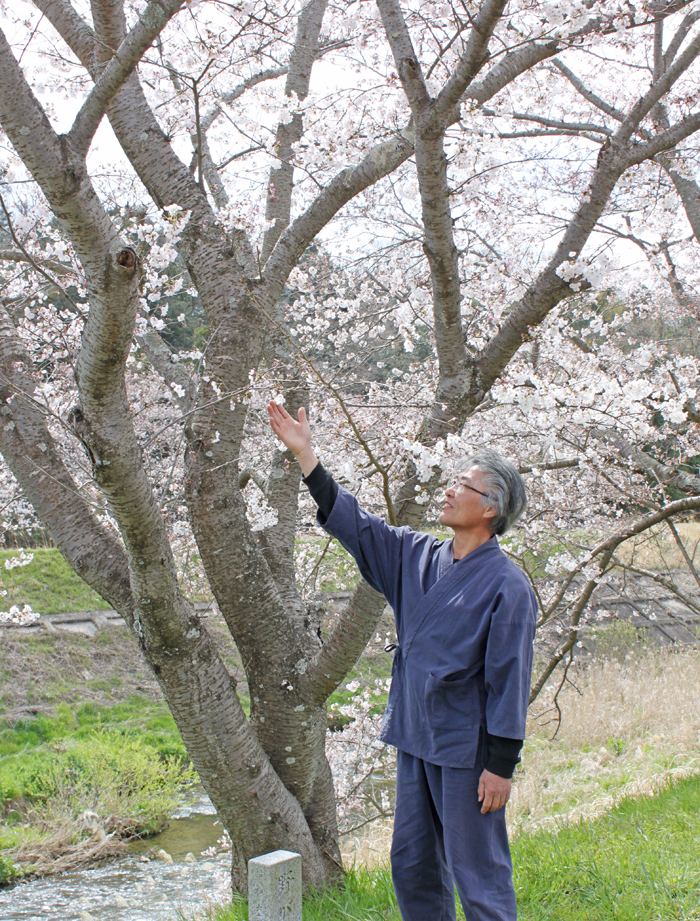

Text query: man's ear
(483, 505), (497, 521)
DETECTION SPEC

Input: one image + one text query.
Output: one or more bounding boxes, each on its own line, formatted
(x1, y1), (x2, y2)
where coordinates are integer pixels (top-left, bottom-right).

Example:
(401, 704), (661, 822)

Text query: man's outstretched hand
(478, 769), (512, 814)
(266, 402), (318, 476)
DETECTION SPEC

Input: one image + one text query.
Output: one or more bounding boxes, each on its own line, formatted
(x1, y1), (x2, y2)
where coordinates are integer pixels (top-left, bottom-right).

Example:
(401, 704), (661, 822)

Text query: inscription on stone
(248, 850), (302, 921)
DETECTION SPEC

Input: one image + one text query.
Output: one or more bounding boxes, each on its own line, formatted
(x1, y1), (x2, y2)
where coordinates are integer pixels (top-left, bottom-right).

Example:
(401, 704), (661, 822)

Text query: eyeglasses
(447, 477), (492, 500)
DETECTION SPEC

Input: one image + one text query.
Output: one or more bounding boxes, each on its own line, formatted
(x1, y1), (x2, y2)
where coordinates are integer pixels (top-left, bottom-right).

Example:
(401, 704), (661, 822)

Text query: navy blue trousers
(390, 749), (517, 921)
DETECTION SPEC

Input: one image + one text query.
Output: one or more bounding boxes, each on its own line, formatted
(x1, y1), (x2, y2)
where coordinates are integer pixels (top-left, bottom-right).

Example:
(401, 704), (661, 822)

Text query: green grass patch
(0, 548), (110, 614)
(0, 716), (195, 883)
(0, 695), (186, 781)
(514, 772), (700, 920)
(1, 730), (190, 826)
(204, 775), (700, 921)
(203, 866), (406, 921)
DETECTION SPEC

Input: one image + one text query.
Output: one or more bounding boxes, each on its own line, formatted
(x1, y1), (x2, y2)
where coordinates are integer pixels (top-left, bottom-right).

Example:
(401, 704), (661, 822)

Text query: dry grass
(614, 521), (700, 569)
(513, 648), (700, 835)
(341, 647), (700, 867)
(14, 821), (128, 877)
(0, 628), (162, 721)
(342, 818), (394, 869)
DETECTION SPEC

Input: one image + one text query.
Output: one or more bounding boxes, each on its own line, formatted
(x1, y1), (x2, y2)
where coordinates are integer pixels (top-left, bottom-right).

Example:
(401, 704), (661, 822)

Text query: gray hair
(459, 449), (527, 536)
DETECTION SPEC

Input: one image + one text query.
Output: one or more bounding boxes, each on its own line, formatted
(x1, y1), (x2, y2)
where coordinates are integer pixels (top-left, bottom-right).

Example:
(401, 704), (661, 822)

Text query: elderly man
(267, 402), (537, 921)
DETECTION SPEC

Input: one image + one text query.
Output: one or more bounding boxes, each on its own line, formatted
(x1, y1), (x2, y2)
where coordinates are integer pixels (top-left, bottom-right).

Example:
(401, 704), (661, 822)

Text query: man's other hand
(477, 769), (512, 814)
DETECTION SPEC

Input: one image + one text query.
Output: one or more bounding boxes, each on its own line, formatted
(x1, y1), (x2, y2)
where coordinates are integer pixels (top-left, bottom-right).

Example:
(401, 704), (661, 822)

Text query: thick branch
(192, 128), (230, 209)
(304, 0), (509, 704)
(376, 0), (430, 109)
(477, 112), (700, 395)
(663, 162), (700, 242)
(31, 0), (96, 62)
(466, 0), (696, 109)
(530, 493), (700, 703)
(551, 59), (625, 122)
(261, 128), (416, 298)
(466, 41), (563, 106)
(378, 0), (470, 433)
(201, 66), (288, 133)
(435, 0), (508, 122)
(37, 0), (210, 216)
(0, 248), (76, 276)
(261, 0), (328, 263)
(657, 238), (697, 311)
(663, 8), (700, 68)
(0, 28), (69, 199)
(591, 426), (700, 494)
(0, 303), (133, 618)
(617, 30), (700, 146)
(626, 111), (700, 166)
(483, 106), (612, 136)
(68, 0), (185, 158)
(255, 389), (307, 597)
(304, 578), (386, 707)
(137, 327), (197, 415)
(610, 558), (700, 617)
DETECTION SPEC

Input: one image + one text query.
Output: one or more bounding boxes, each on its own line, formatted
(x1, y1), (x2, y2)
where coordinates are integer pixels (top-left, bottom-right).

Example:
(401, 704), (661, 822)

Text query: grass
(201, 774), (700, 921)
(0, 695), (187, 767)
(199, 866), (404, 921)
(0, 626), (163, 719)
(0, 700), (195, 883)
(0, 548), (110, 614)
(510, 648), (700, 840)
(0, 623), (194, 884)
(513, 773), (700, 920)
(614, 521), (700, 570)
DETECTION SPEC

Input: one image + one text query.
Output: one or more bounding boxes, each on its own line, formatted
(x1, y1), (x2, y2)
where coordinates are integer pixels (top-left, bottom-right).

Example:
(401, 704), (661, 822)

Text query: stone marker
(248, 850), (302, 921)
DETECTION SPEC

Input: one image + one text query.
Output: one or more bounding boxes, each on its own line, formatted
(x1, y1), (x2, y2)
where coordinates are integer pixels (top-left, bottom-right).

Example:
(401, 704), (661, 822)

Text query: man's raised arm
(266, 400), (404, 605)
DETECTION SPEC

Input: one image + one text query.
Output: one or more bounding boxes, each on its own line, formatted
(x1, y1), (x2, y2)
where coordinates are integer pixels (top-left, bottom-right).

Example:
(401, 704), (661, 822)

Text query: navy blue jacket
(317, 480), (537, 770)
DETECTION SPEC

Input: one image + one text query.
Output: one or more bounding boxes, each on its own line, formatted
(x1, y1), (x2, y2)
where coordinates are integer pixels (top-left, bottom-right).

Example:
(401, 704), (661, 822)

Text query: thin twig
(192, 77), (205, 193)
(549, 650), (576, 741)
(339, 809), (395, 837)
(609, 555), (700, 617)
(0, 196), (86, 318)
(158, 425), (186, 510)
(302, 535), (334, 596)
(665, 518), (700, 591)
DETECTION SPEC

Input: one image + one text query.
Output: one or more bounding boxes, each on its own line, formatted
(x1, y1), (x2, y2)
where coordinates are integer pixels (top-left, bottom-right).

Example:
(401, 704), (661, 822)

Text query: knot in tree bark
(116, 247), (138, 269)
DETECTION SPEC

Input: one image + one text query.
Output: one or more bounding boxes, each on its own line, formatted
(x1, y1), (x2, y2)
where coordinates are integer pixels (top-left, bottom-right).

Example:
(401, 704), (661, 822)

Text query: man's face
(439, 467), (496, 532)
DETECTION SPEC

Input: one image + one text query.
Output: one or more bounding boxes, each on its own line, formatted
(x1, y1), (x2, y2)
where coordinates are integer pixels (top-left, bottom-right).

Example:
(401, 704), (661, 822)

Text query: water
(0, 784), (396, 919)
(0, 793), (231, 921)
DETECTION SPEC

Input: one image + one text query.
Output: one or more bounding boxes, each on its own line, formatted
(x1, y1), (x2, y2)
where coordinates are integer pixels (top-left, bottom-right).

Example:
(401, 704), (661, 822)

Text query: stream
(0, 792), (230, 921)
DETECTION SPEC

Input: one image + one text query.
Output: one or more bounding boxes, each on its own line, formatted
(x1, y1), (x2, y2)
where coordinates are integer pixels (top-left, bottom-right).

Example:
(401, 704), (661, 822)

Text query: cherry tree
(0, 0), (699, 891)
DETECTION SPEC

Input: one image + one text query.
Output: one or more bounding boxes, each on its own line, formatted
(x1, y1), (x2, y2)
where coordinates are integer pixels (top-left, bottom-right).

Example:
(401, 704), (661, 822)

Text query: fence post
(248, 849), (302, 921)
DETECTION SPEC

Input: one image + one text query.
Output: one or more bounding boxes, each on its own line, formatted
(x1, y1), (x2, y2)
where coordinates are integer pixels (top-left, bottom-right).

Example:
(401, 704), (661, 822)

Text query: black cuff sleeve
(302, 461), (338, 523)
(485, 733), (523, 779)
